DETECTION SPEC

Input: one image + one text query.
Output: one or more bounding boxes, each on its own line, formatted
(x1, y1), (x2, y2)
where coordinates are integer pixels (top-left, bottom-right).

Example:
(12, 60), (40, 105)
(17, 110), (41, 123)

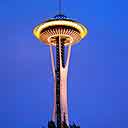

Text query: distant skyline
(0, 0), (128, 128)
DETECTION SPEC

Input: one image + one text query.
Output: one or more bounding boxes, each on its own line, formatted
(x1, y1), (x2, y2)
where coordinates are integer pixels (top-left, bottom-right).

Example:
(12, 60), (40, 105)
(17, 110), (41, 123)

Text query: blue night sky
(0, 0), (128, 128)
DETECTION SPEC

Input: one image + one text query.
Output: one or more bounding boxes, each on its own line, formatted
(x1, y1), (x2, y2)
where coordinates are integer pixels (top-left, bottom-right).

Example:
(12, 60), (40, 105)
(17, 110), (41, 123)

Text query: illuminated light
(33, 20), (88, 42)
(38, 26), (81, 46)
(48, 34), (73, 44)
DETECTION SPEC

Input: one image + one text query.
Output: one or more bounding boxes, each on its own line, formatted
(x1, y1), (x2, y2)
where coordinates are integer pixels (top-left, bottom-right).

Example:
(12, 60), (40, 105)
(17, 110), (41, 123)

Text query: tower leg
(59, 44), (71, 126)
(50, 46), (56, 122)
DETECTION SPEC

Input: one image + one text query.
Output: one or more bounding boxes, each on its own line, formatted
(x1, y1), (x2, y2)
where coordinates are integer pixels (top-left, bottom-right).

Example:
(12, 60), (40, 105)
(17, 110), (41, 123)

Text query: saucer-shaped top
(33, 15), (88, 46)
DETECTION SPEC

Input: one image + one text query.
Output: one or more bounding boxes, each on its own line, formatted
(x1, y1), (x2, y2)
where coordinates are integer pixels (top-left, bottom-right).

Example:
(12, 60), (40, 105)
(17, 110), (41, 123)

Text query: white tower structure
(33, 1), (88, 127)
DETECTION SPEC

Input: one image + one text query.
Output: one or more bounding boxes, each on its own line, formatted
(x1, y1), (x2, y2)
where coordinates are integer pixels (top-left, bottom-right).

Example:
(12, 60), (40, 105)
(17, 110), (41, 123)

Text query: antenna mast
(59, 0), (62, 14)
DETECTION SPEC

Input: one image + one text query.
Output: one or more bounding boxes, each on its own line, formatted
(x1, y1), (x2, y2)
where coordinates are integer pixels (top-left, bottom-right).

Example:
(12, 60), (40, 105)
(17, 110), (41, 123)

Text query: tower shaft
(50, 35), (72, 127)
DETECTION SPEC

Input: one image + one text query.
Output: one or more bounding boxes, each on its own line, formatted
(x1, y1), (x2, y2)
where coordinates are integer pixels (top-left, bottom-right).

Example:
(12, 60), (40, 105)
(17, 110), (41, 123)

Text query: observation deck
(33, 14), (88, 46)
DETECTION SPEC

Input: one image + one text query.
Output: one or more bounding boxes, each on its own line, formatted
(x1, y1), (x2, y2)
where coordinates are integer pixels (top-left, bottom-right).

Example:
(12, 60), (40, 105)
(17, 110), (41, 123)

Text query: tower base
(48, 120), (80, 128)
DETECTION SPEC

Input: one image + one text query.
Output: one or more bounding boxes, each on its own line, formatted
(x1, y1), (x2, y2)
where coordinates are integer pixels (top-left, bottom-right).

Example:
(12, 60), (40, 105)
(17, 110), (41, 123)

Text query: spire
(58, 0), (63, 14)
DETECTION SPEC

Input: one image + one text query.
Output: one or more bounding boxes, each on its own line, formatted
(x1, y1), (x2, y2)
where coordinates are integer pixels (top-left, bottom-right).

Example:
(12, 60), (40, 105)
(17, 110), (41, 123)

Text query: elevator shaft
(56, 36), (65, 128)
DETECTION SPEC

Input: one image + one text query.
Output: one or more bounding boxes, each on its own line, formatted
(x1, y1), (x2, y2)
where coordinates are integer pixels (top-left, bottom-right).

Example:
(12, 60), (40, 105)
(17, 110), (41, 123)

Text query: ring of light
(33, 20), (88, 40)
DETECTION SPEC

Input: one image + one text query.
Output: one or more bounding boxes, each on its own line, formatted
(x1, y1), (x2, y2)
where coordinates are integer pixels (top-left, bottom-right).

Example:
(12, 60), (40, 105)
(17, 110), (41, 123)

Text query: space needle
(33, 0), (88, 127)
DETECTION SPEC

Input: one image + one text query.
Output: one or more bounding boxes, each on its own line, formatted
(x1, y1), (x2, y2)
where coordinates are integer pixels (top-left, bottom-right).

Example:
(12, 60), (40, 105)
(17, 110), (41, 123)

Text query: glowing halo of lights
(33, 19), (88, 46)
(48, 34), (73, 45)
